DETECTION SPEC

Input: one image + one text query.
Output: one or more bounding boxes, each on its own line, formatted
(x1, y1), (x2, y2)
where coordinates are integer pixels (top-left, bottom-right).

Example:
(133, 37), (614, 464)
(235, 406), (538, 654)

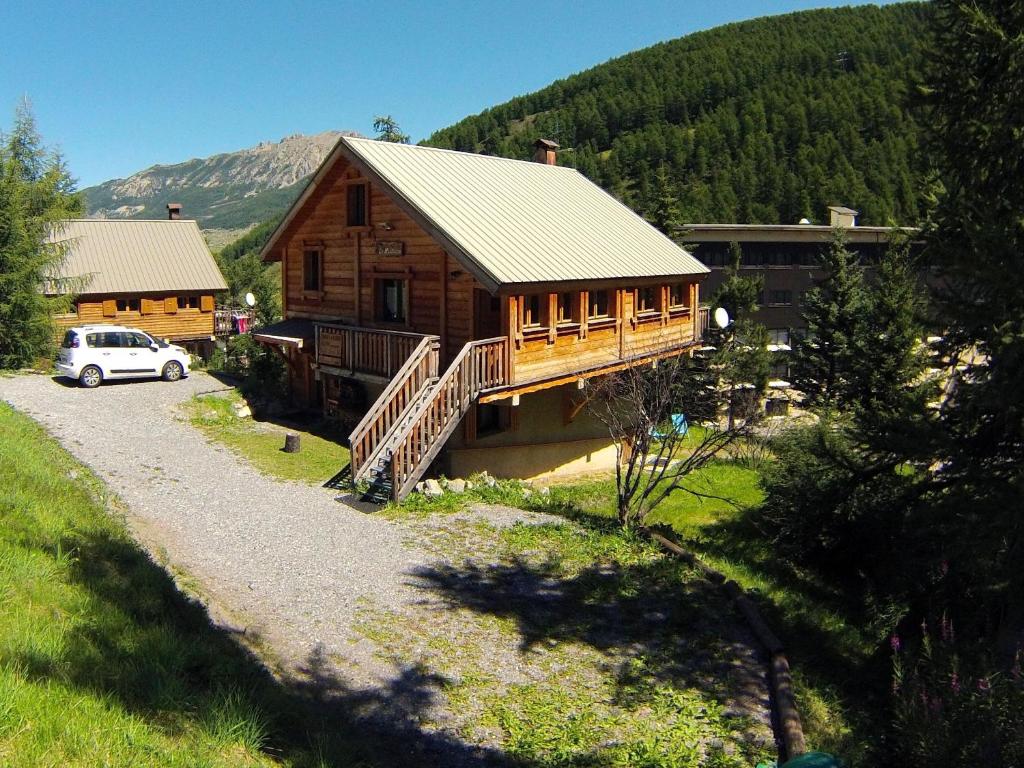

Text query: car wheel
(79, 365), (102, 388)
(162, 361), (184, 382)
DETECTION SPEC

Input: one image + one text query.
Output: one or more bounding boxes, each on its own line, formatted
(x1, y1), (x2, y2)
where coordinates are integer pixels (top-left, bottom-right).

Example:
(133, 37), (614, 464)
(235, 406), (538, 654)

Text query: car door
(90, 331), (129, 377)
(124, 332), (161, 377)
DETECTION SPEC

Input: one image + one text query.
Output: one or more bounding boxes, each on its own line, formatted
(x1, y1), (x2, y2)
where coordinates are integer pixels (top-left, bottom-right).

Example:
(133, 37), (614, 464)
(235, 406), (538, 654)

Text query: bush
(889, 618), (1024, 765)
(214, 334), (288, 402)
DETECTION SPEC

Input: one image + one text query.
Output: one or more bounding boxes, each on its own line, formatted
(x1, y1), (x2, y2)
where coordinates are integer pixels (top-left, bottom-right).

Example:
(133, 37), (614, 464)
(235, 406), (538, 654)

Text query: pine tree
(922, 0), (1024, 654)
(0, 101), (83, 369)
(709, 241), (761, 321)
(372, 115), (410, 144)
(791, 227), (867, 410)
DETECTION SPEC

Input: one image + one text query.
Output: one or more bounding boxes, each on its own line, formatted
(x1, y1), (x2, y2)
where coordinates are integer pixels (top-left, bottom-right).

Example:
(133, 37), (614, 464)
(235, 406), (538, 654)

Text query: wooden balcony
(314, 323), (430, 379)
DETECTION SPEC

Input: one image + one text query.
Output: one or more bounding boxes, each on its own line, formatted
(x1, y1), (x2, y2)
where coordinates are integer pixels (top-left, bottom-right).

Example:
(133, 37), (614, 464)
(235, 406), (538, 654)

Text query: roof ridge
(63, 218), (199, 223)
(342, 136), (578, 171)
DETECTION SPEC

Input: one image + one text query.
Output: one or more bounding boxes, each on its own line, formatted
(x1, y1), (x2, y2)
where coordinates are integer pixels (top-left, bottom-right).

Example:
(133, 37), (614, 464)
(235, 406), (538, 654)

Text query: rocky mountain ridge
(83, 130), (354, 232)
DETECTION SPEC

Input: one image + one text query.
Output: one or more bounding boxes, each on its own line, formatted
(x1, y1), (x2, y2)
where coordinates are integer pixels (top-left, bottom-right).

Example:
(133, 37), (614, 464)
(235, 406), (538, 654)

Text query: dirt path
(1, 372), (775, 765)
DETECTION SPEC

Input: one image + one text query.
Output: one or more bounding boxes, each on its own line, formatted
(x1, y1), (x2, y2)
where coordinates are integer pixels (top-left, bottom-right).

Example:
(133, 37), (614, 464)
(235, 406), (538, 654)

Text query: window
(303, 248), (321, 292)
(125, 332), (153, 348)
(669, 283), (687, 308)
(87, 331), (124, 348)
(588, 290), (610, 319)
(768, 290), (793, 306)
(116, 298), (140, 313)
(183, 295), (201, 310)
(376, 279), (407, 323)
(556, 291), (575, 324)
(767, 328), (791, 346)
(476, 404), (512, 437)
(523, 295), (543, 328)
(636, 286), (658, 313)
(346, 183), (367, 227)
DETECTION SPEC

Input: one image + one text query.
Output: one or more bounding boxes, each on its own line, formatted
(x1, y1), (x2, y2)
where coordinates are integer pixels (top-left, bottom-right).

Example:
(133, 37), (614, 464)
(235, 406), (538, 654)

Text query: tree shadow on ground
(8, 521), (527, 767)
(408, 525), (771, 726)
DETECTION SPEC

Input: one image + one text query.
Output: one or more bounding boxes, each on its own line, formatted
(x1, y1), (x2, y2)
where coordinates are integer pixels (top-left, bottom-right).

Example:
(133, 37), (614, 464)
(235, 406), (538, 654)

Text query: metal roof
(262, 137), (707, 291)
(46, 219), (228, 295)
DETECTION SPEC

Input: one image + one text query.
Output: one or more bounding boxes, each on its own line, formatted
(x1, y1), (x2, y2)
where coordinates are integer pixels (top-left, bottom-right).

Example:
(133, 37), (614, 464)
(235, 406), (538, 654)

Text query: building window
(556, 291), (575, 324)
(767, 328), (791, 346)
(476, 403), (512, 438)
(636, 286), (658, 313)
(669, 283), (687, 308)
(303, 248), (321, 292)
(346, 183), (367, 227)
(768, 290), (793, 306)
(376, 279), (407, 323)
(523, 295), (543, 328)
(116, 298), (140, 313)
(183, 295), (201, 310)
(588, 290), (610, 318)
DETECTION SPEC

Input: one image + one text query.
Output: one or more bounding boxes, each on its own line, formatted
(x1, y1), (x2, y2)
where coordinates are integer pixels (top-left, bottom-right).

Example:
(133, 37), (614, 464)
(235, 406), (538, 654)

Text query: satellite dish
(244, 292), (256, 307)
(714, 307), (730, 329)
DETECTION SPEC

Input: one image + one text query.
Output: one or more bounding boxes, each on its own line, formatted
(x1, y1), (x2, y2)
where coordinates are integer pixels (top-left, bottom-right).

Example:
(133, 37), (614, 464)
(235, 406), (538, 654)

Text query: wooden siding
(55, 293), (217, 340)
(278, 154), (489, 366)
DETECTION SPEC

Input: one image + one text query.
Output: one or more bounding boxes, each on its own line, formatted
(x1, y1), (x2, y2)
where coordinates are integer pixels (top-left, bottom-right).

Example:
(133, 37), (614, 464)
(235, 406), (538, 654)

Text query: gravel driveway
(1, 371), (774, 765)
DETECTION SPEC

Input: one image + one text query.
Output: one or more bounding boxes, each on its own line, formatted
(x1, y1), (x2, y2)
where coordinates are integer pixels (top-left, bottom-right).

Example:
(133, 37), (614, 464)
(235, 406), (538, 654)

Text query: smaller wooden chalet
(256, 137), (709, 499)
(47, 215), (228, 344)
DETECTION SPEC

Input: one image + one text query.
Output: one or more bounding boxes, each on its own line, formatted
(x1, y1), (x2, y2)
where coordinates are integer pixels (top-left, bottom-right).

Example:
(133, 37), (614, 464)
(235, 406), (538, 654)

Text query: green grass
(390, 461), (879, 762)
(185, 392), (349, 485)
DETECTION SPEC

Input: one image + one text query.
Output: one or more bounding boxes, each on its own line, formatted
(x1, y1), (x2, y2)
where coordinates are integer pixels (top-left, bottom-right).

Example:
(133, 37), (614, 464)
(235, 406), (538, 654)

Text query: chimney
(533, 138), (559, 165)
(827, 205), (858, 228)
(167, 203), (183, 220)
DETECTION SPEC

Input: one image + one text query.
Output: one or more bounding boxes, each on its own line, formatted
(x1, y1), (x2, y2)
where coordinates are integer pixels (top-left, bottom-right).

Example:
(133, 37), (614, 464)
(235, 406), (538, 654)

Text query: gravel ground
(0, 371), (774, 765)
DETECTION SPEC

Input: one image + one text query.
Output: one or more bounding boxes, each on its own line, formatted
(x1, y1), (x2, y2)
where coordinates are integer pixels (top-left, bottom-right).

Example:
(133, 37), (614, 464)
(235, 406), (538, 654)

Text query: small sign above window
(376, 240), (405, 257)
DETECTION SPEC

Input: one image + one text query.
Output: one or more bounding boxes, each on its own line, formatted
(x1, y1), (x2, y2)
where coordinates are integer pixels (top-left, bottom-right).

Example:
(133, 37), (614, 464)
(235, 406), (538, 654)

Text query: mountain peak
(83, 130), (359, 231)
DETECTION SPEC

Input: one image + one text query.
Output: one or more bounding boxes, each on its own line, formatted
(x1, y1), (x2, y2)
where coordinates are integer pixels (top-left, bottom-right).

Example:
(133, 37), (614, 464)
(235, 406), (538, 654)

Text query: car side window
(105, 332), (126, 348)
(86, 333), (98, 347)
(126, 332), (148, 348)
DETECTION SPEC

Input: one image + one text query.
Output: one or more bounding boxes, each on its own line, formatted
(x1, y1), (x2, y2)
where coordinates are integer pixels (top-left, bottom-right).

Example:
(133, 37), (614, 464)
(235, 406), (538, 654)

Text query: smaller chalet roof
(261, 137), (707, 292)
(46, 219), (228, 295)
(252, 318), (315, 350)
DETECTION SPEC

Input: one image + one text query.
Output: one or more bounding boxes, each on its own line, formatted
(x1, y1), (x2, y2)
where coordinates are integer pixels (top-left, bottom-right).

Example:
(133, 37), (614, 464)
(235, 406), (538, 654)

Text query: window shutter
(102, 299), (116, 317)
(164, 296), (178, 314)
(140, 298), (154, 315)
(200, 295), (214, 312)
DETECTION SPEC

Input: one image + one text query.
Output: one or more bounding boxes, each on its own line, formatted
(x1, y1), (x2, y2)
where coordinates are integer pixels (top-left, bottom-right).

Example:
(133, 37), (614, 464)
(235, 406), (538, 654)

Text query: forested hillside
(426, 3), (929, 226)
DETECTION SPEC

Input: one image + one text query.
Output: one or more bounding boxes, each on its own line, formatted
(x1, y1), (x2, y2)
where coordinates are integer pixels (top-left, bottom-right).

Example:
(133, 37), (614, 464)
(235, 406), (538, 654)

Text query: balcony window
(636, 286), (658, 314)
(669, 283), (687, 308)
(523, 295), (543, 328)
(588, 289), (610, 318)
(556, 291), (576, 325)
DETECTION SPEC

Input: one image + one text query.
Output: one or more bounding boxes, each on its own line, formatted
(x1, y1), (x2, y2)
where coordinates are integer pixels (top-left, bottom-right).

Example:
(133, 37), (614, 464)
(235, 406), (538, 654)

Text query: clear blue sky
(2, 0), (904, 188)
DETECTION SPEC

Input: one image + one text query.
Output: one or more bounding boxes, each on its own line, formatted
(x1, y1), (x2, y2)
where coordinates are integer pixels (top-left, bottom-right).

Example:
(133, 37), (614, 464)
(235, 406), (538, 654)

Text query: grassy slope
(0, 402), (282, 766)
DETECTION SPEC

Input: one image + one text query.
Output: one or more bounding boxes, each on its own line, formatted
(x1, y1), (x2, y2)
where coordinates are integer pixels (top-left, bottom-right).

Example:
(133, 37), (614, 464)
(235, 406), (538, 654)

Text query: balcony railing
(315, 323), (430, 379)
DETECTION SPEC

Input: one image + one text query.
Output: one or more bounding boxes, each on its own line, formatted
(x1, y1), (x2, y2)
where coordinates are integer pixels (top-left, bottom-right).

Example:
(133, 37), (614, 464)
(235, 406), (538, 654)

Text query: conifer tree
(0, 101), (83, 369)
(791, 228), (867, 410)
(642, 164), (684, 237)
(922, 0), (1024, 655)
(372, 115), (409, 144)
(710, 241), (761, 321)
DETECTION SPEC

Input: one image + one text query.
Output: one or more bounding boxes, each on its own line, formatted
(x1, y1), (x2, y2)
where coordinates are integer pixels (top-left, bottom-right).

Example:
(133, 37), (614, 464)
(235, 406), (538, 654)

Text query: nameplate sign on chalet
(376, 240), (404, 257)
(318, 330), (344, 363)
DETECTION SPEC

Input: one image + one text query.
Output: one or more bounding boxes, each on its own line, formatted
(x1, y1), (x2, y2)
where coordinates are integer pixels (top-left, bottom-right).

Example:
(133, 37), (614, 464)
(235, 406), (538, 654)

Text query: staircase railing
(390, 337), (510, 500)
(348, 335), (441, 481)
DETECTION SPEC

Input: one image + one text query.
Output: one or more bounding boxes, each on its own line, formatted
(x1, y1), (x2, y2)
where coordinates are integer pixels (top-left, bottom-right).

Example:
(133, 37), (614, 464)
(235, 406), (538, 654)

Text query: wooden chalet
(256, 137), (709, 499)
(47, 212), (228, 345)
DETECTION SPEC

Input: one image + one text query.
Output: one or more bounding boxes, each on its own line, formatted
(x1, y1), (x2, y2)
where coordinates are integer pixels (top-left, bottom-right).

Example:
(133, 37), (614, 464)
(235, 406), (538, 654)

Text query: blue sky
(2, 1), (903, 188)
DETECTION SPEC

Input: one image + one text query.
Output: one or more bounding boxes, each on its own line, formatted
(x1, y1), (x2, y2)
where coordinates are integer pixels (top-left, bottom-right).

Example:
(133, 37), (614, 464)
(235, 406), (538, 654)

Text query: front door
(474, 289), (503, 339)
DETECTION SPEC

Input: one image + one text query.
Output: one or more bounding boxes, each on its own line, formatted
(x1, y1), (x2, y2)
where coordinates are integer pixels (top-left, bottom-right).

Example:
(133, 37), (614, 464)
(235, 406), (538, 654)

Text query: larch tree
(372, 115), (410, 144)
(0, 101), (83, 369)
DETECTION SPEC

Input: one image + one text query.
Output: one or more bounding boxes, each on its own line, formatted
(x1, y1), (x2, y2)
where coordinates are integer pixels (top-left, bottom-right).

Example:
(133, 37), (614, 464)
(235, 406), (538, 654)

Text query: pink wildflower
(891, 634), (902, 653)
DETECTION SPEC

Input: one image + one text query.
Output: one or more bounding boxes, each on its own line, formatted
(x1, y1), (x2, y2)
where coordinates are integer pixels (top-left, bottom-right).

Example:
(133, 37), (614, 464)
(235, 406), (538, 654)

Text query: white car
(56, 325), (192, 388)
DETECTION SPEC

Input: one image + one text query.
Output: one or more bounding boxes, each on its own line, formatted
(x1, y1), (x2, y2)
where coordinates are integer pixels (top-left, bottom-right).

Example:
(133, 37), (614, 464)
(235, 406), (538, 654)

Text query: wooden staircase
(348, 336), (510, 502)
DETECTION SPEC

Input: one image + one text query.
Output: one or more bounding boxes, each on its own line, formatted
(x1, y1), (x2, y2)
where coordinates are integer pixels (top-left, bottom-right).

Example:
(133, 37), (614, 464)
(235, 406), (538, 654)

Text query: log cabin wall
(507, 280), (700, 385)
(277, 156), (487, 366)
(54, 292), (218, 340)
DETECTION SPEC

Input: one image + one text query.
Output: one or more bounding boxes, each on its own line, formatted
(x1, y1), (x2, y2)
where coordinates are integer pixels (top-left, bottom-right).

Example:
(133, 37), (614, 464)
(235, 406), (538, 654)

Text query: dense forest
(425, 3), (930, 226)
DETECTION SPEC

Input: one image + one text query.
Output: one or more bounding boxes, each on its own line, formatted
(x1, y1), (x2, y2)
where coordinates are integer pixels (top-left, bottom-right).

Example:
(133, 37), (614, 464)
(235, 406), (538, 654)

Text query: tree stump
(283, 433), (301, 453)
